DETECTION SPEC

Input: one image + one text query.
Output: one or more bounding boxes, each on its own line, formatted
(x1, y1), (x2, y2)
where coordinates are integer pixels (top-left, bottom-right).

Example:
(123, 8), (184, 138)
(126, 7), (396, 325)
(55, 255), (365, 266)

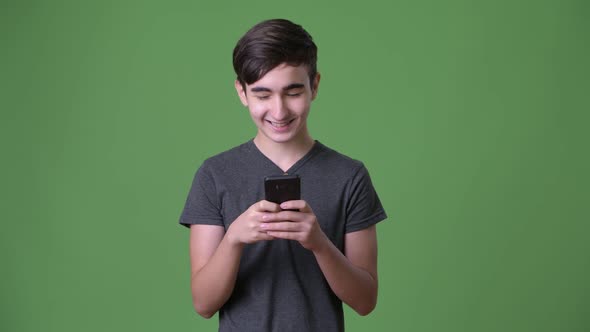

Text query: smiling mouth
(266, 119), (294, 128)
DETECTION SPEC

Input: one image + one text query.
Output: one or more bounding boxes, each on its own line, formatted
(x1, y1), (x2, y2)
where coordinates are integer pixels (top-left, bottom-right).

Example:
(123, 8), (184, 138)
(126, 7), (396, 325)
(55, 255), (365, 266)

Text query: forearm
(191, 235), (243, 318)
(313, 240), (378, 316)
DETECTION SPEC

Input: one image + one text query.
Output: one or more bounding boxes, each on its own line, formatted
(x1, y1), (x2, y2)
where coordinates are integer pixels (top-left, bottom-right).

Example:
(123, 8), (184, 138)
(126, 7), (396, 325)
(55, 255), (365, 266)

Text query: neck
(253, 132), (315, 172)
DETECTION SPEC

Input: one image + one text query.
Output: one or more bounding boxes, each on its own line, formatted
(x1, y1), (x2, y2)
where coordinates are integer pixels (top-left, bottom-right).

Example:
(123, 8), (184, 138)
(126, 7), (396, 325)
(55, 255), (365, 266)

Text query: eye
(286, 92), (303, 97)
(256, 95), (271, 100)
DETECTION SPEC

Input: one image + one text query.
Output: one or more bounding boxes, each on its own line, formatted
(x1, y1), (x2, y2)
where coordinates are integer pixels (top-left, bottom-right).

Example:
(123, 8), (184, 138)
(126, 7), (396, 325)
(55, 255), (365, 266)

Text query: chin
(269, 135), (296, 144)
(263, 131), (298, 144)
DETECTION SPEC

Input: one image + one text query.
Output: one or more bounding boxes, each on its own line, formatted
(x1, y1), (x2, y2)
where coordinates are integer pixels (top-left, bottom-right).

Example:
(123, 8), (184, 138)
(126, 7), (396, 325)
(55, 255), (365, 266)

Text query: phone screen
(264, 175), (300, 205)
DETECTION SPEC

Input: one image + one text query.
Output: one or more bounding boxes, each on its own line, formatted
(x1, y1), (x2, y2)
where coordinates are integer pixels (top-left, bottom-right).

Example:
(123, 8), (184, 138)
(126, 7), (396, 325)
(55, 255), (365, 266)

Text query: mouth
(266, 119), (295, 128)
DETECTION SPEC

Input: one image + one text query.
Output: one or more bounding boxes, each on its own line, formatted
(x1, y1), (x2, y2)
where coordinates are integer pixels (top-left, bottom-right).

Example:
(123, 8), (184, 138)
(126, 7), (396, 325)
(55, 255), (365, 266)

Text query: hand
(227, 200), (281, 246)
(260, 200), (329, 252)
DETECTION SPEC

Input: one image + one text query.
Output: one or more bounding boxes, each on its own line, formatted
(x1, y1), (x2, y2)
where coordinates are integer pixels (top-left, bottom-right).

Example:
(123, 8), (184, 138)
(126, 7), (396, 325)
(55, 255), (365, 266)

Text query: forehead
(248, 64), (309, 89)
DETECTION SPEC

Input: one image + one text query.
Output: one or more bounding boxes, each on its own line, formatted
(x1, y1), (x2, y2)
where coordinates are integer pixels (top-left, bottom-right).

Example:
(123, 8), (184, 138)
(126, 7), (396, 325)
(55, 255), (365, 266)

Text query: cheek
(287, 98), (311, 114)
(248, 103), (267, 119)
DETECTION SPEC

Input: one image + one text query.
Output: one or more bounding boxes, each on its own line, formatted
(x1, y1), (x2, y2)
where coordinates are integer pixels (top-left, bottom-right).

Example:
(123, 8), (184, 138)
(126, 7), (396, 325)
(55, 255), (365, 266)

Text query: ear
(235, 80), (248, 107)
(311, 73), (321, 101)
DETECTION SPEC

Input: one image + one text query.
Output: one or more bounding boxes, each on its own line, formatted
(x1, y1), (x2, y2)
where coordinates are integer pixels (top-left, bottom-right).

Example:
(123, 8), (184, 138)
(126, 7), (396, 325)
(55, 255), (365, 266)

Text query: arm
(261, 201), (379, 315)
(189, 201), (280, 318)
(312, 226), (378, 316)
(189, 224), (243, 319)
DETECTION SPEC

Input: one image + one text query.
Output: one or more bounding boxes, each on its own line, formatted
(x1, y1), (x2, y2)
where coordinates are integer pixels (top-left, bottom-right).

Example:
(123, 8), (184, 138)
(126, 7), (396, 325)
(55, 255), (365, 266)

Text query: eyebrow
(250, 83), (305, 93)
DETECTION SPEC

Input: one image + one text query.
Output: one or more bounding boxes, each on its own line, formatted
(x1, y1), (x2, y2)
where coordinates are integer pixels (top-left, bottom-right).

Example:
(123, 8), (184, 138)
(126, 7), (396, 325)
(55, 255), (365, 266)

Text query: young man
(180, 19), (387, 331)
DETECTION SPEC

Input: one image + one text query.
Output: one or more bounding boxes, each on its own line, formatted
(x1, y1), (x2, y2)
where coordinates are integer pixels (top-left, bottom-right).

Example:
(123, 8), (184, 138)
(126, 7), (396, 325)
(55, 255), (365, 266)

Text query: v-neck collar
(247, 139), (323, 175)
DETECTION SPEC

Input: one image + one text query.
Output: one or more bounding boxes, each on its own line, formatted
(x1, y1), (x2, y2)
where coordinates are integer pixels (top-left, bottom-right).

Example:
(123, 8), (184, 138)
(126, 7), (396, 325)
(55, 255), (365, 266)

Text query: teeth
(270, 121), (290, 127)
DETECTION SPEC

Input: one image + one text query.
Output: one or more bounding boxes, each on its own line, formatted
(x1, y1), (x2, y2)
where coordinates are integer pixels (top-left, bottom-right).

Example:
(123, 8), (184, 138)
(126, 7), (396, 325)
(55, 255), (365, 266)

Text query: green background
(2, 0), (588, 331)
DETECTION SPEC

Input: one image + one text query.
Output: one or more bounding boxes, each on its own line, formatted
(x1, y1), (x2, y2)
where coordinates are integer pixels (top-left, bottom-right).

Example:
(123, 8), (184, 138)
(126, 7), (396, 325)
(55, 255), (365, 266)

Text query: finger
(265, 231), (300, 240)
(280, 200), (312, 212)
(260, 221), (301, 232)
(260, 212), (280, 223)
(260, 210), (306, 223)
(261, 211), (299, 223)
(256, 200), (281, 212)
(275, 210), (304, 222)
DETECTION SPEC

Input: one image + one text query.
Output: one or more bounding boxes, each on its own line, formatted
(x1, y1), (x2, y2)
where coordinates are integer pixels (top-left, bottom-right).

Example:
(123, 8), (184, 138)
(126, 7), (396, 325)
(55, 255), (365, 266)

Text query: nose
(270, 96), (289, 120)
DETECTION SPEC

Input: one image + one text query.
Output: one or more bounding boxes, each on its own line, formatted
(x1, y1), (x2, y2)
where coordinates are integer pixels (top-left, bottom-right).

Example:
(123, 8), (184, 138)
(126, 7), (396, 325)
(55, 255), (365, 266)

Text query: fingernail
(280, 203), (287, 209)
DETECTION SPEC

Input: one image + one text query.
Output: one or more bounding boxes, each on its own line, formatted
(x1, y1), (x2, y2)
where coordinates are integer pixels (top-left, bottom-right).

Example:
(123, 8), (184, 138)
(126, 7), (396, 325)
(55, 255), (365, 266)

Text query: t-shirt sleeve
(345, 164), (387, 233)
(179, 162), (224, 228)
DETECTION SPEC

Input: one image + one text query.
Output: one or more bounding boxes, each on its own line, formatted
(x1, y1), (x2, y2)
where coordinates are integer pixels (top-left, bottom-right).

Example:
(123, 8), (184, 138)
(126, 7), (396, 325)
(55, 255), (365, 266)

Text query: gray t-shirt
(180, 140), (387, 332)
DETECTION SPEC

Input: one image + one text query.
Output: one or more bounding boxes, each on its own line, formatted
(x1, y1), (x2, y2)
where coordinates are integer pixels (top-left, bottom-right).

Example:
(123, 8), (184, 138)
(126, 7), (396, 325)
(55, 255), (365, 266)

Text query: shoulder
(313, 141), (366, 176)
(200, 140), (254, 172)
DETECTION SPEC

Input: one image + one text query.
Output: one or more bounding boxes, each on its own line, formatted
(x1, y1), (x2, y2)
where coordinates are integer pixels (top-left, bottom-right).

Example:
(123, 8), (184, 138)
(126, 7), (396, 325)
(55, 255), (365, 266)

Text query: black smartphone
(264, 175), (301, 205)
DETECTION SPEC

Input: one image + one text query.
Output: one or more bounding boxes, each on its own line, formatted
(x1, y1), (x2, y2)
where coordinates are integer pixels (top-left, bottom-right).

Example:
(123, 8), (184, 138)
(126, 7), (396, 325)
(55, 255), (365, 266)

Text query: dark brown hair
(233, 19), (318, 89)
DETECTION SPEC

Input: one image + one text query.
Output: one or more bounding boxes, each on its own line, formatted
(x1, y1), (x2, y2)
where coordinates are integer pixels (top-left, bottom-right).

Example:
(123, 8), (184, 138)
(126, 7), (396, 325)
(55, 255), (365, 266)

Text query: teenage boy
(180, 19), (387, 332)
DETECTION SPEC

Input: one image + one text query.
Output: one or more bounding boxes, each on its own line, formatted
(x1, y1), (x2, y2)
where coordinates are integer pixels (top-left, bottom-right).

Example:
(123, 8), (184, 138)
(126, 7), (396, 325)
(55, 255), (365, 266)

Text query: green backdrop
(2, 0), (588, 331)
